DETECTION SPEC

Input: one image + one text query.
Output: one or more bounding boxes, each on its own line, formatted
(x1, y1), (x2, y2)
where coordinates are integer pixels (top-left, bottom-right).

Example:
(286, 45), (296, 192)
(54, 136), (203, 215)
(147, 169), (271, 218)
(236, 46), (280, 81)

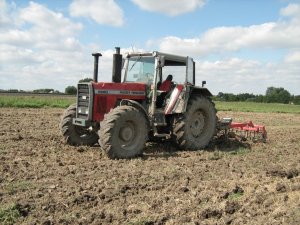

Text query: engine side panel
(92, 82), (147, 121)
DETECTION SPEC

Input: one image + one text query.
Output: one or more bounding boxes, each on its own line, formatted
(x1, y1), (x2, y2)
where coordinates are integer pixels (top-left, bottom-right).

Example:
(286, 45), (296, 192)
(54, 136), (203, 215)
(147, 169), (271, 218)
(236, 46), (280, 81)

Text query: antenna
(131, 45), (135, 53)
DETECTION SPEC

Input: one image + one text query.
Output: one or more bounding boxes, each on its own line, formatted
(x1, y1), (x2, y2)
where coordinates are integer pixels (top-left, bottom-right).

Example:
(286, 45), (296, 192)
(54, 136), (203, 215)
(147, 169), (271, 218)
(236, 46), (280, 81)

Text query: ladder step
(154, 133), (170, 138)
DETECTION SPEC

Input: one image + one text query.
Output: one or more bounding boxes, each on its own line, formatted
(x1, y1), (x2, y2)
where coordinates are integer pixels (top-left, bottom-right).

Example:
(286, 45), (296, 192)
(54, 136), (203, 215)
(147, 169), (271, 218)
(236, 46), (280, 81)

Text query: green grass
(215, 101), (300, 113)
(5, 181), (35, 195)
(128, 218), (155, 225)
(0, 95), (75, 108)
(1, 95), (300, 113)
(229, 147), (250, 156)
(0, 204), (21, 225)
(228, 192), (244, 200)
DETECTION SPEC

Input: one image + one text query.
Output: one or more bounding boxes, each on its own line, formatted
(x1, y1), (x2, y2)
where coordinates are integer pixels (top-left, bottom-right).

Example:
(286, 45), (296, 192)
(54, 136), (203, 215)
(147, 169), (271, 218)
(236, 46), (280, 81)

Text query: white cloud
(0, 1), (132, 92)
(0, 0), (299, 95)
(0, 1), (90, 91)
(151, 3), (300, 94)
(131, 0), (205, 16)
(69, 0), (124, 26)
(280, 3), (300, 17)
(154, 3), (300, 57)
(0, 0), (16, 27)
(157, 21), (300, 57)
(196, 58), (300, 95)
(0, 2), (82, 50)
(285, 51), (300, 63)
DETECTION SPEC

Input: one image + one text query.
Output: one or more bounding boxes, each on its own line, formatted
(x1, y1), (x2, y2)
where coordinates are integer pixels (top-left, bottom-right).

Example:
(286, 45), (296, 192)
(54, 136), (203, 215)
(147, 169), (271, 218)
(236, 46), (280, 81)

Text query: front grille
(77, 83), (91, 120)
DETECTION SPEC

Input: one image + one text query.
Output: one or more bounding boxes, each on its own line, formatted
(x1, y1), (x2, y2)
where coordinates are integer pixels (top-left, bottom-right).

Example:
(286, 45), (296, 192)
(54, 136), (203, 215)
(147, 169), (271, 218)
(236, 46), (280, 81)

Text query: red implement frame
(230, 121), (267, 142)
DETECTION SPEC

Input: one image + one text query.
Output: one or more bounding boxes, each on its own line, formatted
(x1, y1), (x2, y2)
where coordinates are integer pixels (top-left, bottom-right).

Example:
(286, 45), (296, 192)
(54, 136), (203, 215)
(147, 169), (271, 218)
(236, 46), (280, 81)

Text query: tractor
(60, 47), (217, 159)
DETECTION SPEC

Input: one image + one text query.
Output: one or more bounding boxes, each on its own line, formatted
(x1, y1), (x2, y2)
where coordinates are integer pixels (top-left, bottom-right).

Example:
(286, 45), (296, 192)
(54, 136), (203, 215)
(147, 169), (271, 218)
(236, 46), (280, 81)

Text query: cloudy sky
(0, 0), (300, 95)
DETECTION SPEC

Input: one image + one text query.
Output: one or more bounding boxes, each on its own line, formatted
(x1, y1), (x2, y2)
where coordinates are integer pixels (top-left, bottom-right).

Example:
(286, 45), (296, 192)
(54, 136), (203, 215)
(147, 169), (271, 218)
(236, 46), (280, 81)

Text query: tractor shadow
(206, 135), (252, 153)
(143, 140), (179, 159)
(143, 135), (251, 159)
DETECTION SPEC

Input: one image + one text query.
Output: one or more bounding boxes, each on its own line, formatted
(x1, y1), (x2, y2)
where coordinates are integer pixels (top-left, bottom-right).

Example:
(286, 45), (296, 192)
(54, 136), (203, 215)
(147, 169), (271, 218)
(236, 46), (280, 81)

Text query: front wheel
(172, 96), (216, 150)
(60, 103), (99, 146)
(99, 105), (148, 159)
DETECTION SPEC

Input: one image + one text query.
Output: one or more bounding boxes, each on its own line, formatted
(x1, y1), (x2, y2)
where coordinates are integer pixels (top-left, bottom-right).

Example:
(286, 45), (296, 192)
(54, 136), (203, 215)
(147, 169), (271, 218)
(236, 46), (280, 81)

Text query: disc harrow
(218, 118), (267, 142)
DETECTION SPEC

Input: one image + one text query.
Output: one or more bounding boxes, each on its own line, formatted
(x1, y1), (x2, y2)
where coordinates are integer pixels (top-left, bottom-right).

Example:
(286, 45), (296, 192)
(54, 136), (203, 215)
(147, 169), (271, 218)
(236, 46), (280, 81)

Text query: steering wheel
(145, 73), (154, 84)
(171, 81), (177, 89)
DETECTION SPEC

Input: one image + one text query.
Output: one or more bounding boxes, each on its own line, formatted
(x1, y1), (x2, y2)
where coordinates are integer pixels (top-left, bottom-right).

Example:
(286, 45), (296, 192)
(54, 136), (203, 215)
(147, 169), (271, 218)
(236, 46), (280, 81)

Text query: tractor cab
(123, 52), (197, 108)
(122, 52), (211, 133)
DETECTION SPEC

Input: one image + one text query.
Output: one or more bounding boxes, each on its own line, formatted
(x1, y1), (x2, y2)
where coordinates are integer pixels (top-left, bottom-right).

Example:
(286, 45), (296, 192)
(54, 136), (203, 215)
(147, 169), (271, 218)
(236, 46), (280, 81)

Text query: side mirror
(202, 80), (206, 87)
(159, 56), (165, 67)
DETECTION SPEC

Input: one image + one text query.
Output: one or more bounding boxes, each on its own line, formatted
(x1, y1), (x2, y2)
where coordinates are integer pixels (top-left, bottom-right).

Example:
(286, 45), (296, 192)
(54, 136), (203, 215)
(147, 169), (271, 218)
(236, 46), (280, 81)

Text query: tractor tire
(172, 96), (216, 150)
(60, 103), (99, 146)
(99, 105), (148, 159)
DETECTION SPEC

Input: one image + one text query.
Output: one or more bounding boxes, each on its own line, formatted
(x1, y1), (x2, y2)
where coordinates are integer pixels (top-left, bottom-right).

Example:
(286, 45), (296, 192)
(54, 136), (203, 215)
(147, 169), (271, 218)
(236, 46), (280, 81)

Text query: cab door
(186, 56), (194, 85)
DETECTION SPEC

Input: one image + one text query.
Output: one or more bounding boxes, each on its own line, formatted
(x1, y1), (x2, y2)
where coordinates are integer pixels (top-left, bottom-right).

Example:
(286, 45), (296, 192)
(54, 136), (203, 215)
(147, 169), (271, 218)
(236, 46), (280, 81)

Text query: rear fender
(165, 85), (185, 114)
(165, 86), (213, 114)
(190, 87), (213, 97)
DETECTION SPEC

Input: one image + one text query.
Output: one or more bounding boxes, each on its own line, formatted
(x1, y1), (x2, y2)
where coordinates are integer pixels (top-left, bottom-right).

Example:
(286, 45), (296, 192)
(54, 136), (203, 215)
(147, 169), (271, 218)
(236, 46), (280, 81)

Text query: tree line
(213, 87), (300, 105)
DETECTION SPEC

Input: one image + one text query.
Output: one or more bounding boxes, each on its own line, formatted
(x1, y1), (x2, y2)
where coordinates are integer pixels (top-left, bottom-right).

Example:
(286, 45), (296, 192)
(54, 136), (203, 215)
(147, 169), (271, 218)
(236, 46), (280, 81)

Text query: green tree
(293, 95), (300, 105)
(79, 77), (93, 83)
(65, 86), (77, 95)
(255, 94), (265, 103)
(265, 87), (291, 104)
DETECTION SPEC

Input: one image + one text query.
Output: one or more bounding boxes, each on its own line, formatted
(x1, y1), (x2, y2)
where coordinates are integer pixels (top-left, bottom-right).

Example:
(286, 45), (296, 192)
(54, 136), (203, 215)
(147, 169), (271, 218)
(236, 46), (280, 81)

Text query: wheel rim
(190, 110), (205, 137)
(118, 121), (136, 149)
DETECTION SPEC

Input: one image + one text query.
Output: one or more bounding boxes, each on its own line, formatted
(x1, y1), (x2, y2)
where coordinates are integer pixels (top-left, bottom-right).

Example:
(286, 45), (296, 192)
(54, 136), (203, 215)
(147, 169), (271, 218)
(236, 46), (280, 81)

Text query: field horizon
(1, 95), (300, 114)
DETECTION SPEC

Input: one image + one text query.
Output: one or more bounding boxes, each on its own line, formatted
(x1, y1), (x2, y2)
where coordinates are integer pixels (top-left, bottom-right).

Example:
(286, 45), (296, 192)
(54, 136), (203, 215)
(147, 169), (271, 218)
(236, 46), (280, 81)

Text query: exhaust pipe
(112, 47), (122, 83)
(92, 52), (102, 82)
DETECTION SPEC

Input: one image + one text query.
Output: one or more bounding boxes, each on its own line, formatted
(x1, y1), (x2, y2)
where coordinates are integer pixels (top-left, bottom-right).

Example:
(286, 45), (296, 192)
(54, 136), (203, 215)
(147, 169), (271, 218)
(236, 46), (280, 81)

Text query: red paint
(230, 121), (267, 138)
(92, 82), (147, 121)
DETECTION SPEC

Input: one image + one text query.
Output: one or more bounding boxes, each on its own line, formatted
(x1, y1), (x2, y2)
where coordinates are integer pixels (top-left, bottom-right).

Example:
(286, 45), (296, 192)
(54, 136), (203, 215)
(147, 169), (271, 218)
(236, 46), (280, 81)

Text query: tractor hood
(93, 82), (146, 96)
(92, 82), (147, 121)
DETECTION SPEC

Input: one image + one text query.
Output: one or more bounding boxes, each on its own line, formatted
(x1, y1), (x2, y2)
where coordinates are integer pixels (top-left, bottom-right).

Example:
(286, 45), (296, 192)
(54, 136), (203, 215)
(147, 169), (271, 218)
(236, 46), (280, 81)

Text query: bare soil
(0, 108), (300, 225)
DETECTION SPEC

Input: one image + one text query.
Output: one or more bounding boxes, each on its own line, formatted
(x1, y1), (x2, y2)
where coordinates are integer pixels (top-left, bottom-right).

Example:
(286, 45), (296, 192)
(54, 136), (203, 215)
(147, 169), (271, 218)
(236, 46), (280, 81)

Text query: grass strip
(0, 95), (75, 108)
(215, 101), (300, 113)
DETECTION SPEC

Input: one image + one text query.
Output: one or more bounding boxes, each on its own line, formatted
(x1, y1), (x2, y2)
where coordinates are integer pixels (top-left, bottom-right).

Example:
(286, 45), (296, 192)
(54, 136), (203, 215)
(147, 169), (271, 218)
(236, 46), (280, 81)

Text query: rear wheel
(172, 96), (216, 150)
(99, 105), (148, 159)
(60, 103), (99, 146)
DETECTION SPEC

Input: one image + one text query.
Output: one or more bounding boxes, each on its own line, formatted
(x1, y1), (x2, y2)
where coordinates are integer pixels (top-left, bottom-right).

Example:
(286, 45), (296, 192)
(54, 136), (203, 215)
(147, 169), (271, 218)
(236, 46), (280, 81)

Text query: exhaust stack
(92, 52), (102, 82)
(112, 47), (122, 83)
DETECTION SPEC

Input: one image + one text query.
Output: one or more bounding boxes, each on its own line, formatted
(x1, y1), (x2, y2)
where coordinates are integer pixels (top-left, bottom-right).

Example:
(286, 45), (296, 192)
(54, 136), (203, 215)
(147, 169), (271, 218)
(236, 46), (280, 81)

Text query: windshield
(125, 56), (155, 84)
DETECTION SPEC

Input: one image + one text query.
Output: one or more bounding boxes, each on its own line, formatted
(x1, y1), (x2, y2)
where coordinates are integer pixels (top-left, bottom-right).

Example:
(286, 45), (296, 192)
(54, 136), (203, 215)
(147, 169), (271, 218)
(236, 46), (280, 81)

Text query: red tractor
(60, 48), (217, 159)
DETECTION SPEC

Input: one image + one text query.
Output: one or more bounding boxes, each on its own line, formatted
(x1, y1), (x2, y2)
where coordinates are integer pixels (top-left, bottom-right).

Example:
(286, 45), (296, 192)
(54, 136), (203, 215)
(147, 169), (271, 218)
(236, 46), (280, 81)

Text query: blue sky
(1, 0), (300, 95)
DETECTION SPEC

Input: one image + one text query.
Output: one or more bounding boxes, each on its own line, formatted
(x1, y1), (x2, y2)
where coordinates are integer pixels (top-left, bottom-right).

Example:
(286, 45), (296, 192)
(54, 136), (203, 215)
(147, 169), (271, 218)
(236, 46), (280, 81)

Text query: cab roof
(126, 51), (191, 66)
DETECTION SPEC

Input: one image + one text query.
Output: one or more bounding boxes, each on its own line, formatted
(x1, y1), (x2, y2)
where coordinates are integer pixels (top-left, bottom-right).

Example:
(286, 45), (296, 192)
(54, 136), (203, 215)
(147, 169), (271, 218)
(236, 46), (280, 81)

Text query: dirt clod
(225, 201), (241, 214)
(233, 185), (244, 194)
(286, 169), (299, 179)
(200, 208), (223, 219)
(276, 183), (287, 192)
(179, 186), (189, 192)
(15, 202), (31, 217)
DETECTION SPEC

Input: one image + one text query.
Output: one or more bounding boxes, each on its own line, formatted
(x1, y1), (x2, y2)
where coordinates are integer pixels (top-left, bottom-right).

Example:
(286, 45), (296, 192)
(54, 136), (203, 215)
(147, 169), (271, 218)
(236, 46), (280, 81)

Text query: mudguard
(165, 85), (185, 114)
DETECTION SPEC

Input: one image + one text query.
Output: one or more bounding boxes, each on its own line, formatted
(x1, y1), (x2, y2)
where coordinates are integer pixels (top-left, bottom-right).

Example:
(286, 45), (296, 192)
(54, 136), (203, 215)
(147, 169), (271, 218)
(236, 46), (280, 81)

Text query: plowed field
(0, 108), (299, 224)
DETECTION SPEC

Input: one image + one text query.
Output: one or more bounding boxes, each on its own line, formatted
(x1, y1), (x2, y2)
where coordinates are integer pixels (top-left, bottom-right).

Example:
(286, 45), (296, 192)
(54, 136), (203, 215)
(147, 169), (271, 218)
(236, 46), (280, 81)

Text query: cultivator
(218, 118), (267, 142)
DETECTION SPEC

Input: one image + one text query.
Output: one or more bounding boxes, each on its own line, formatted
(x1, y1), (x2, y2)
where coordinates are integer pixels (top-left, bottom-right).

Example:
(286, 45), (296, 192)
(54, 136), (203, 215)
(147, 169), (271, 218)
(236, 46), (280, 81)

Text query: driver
(159, 74), (173, 92)
(156, 74), (173, 108)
